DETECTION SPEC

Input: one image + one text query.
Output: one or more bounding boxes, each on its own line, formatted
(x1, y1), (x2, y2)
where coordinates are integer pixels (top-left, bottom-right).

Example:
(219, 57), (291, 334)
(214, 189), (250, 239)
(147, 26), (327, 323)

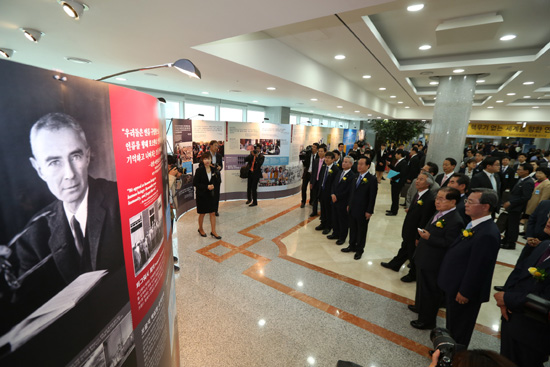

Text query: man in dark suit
(332, 149), (342, 169)
(447, 173), (471, 225)
(435, 158), (457, 187)
(316, 151), (341, 235)
(381, 172), (436, 282)
(375, 143), (388, 183)
(406, 147), (421, 184)
(495, 220), (550, 367)
(341, 156), (378, 260)
(470, 156), (501, 196)
(208, 140), (223, 216)
(12, 112), (124, 318)
(524, 200), (550, 261)
(309, 144), (326, 217)
(411, 187), (464, 329)
(501, 163), (535, 250)
(499, 156), (515, 203)
(473, 152), (484, 175)
(245, 144), (264, 206)
(438, 188), (501, 348)
(386, 149), (408, 216)
(300, 143), (318, 208)
(329, 156), (356, 245)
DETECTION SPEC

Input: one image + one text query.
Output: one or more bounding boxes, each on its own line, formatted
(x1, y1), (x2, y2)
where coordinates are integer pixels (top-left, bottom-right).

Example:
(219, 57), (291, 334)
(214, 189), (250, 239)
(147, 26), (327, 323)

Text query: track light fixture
(97, 58), (201, 81)
(0, 48), (14, 59)
(59, 0), (89, 20)
(20, 28), (44, 43)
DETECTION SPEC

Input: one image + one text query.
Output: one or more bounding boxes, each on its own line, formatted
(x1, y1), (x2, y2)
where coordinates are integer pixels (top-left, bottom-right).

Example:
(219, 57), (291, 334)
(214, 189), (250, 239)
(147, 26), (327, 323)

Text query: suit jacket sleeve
(459, 232), (500, 300)
(366, 175), (378, 214)
(509, 179), (534, 209)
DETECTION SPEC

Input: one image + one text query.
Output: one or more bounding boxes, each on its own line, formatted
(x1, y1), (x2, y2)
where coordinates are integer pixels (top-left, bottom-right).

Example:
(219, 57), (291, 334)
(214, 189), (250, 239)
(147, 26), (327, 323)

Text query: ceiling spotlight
(157, 97), (167, 103)
(20, 28), (44, 43)
(476, 79), (485, 83)
(115, 77), (127, 81)
(487, 106), (494, 109)
(398, 101), (403, 104)
(252, 100), (258, 103)
(523, 81), (534, 85)
(354, 110), (360, 113)
(405, 106), (410, 109)
(500, 34), (516, 41)
(429, 81), (439, 85)
(507, 93), (516, 96)
(379, 87), (386, 91)
(419, 45), (431, 51)
(362, 75), (371, 79)
(407, 4), (424, 11)
(267, 87), (276, 90)
(59, 0), (88, 20)
(390, 95), (396, 98)
(97, 58), (200, 81)
(334, 55), (346, 60)
(310, 98), (318, 101)
(533, 106), (540, 109)
(337, 106), (343, 108)
(496, 100), (503, 103)
(201, 91), (209, 94)
(453, 69), (465, 73)
(523, 96), (531, 99)
(0, 48), (14, 59)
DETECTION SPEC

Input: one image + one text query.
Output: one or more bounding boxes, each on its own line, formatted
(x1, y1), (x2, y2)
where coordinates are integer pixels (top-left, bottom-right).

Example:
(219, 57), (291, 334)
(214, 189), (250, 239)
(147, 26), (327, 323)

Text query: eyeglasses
(464, 199), (482, 205)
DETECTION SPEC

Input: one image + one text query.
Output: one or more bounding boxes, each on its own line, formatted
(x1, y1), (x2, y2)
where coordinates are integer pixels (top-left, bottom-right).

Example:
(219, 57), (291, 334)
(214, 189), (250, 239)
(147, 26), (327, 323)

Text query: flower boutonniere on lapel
(361, 177), (368, 185)
(461, 228), (474, 239)
(343, 176), (347, 181)
(435, 219), (446, 228)
(528, 267), (547, 282)
(328, 169), (333, 174)
(417, 199), (424, 206)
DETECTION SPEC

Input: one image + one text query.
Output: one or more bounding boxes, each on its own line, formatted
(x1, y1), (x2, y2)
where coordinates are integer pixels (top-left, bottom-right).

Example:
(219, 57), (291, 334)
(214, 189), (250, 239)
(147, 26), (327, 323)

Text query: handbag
(496, 211), (508, 233)
(240, 165), (249, 179)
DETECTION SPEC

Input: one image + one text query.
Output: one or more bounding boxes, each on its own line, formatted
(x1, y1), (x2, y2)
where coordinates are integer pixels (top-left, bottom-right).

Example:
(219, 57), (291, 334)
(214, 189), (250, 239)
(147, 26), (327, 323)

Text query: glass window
(164, 101), (181, 119)
(247, 110), (265, 123)
(185, 102), (215, 120)
(300, 116), (310, 125)
(312, 118), (320, 125)
(220, 107), (243, 122)
(289, 115), (298, 125)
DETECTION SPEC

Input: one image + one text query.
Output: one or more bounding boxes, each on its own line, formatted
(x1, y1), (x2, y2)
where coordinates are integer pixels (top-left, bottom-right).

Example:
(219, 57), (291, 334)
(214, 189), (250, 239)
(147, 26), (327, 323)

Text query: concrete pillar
(265, 106), (290, 124)
(426, 75), (477, 170)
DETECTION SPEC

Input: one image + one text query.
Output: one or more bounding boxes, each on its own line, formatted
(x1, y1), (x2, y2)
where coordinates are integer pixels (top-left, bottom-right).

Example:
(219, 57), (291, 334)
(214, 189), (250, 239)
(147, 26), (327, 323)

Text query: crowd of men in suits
(301, 140), (550, 367)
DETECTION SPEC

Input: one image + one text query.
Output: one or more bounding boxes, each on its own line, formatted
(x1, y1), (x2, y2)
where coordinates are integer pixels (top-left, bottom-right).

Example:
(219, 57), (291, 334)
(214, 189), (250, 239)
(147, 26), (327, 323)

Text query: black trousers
(501, 314), (550, 367)
(310, 182), (320, 214)
(247, 174), (259, 203)
(390, 182), (402, 214)
(214, 184), (220, 212)
(503, 210), (521, 245)
(349, 215), (369, 253)
(415, 266), (442, 326)
(444, 294), (482, 348)
(332, 202), (349, 241)
(301, 172), (311, 204)
(388, 238), (417, 277)
(319, 191), (332, 229)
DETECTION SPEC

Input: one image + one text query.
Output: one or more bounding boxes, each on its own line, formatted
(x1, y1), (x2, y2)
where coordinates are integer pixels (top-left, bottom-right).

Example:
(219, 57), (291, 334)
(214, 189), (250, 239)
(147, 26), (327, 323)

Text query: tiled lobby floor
(173, 181), (540, 367)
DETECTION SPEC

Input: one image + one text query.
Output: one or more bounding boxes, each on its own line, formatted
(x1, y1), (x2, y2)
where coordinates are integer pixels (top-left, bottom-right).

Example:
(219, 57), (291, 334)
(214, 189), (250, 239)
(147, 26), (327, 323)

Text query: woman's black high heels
(211, 232), (222, 240)
(198, 229), (207, 237)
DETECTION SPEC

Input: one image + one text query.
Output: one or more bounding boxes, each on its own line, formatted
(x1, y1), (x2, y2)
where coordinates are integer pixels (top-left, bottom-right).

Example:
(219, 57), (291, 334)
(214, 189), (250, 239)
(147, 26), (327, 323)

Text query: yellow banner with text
(467, 123), (550, 138)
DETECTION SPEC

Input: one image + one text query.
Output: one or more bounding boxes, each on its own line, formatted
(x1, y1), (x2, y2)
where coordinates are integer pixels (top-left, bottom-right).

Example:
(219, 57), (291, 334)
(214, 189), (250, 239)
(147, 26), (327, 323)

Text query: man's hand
(310, 183), (313, 190)
(365, 212), (372, 220)
(495, 292), (512, 321)
(169, 167), (178, 176)
(456, 292), (469, 304)
(418, 229), (430, 240)
(347, 206), (349, 213)
(405, 208), (409, 213)
(331, 194), (337, 203)
(527, 237), (542, 247)
(207, 184), (214, 191)
(503, 201), (511, 210)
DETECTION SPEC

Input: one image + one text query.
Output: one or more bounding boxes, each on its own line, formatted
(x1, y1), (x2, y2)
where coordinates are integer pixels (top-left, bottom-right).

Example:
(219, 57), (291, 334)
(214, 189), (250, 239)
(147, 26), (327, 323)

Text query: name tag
(514, 173), (519, 179)
(535, 190), (540, 195)
(505, 174), (509, 179)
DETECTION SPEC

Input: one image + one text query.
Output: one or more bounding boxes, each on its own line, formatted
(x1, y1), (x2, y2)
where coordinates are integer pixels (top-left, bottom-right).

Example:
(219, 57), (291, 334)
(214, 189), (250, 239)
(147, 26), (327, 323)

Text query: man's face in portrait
(30, 127), (90, 210)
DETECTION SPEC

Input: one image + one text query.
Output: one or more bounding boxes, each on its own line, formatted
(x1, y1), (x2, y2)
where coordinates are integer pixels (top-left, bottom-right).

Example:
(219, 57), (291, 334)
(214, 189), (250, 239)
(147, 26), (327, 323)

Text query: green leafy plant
(370, 119), (427, 144)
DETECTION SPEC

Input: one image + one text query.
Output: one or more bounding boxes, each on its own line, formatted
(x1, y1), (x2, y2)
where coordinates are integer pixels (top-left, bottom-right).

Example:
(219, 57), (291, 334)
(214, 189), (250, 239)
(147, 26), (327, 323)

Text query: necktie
(466, 222), (473, 229)
(441, 174), (448, 186)
(356, 174), (363, 188)
(413, 192), (419, 203)
(489, 174), (497, 191)
(322, 167), (329, 189)
(339, 171), (345, 182)
(72, 216), (91, 272)
(536, 244), (550, 266)
(431, 211), (443, 224)
(251, 155), (256, 172)
(317, 159), (324, 181)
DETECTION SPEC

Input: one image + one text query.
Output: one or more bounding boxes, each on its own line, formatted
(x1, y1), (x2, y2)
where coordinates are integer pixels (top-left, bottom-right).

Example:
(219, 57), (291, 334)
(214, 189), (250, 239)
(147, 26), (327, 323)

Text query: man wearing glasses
(438, 188), (501, 348)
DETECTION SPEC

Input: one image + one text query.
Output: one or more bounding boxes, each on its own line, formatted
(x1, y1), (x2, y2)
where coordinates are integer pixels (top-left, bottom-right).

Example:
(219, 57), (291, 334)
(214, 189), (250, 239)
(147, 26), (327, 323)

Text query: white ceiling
(1, 0), (549, 123)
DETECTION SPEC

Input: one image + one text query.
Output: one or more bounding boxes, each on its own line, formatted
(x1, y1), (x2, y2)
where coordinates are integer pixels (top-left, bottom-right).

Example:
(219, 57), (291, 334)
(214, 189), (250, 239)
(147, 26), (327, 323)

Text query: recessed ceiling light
(362, 75), (371, 79)
(337, 106), (343, 108)
(65, 56), (92, 64)
(354, 110), (360, 113)
(533, 106), (540, 109)
(310, 110), (314, 113)
(377, 116), (381, 119)
(390, 95), (396, 98)
(476, 79), (485, 83)
(379, 87), (386, 91)
(405, 106), (410, 109)
(487, 106), (494, 109)
(507, 93), (516, 96)
(334, 55), (346, 60)
(433, 97), (437, 100)
(60, 1), (89, 20)
(310, 98), (318, 101)
(0, 48), (14, 59)
(115, 77), (127, 81)
(496, 100), (503, 103)
(523, 81), (534, 85)
(419, 45), (431, 51)
(453, 69), (465, 73)
(266, 87), (276, 90)
(500, 34), (516, 41)
(201, 91), (209, 94)
(523, 96), (531, 98)
(398, 101), (403, 104)
(20, 28), (44, 43)
(252, 100), (258, 103)
(429, 81), (439, 85)
(368, 114), (372, 116)
(327, 114), (331, 116)
(407, 4), (424, 11)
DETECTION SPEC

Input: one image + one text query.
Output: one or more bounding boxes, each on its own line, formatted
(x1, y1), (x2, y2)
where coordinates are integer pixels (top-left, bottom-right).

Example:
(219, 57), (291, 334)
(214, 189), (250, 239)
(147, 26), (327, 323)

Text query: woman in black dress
(193, 152), (221, 239)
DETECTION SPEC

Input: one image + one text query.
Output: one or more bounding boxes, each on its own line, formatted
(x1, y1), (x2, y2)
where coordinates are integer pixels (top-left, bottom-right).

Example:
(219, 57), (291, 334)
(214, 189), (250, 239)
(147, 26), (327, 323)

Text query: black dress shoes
(410, 320), (435, 330)
(322, 229), (331, 235)
(246, 200), (251, 205)
(407, 304), (418, 313)
(494, 285), (505, 291)
(381, 262), (399, 272)
(211, 232), (222, 240)
(500, 243), (516, 250)
(249, 203), (258, 207)
(310, 212), (318, 217)
(335, 240), (345, 245)
(197, 229), (207, 237)
(327, 234), (338, 240)
(341, 246), (355, 253)
(215, 212), (219, 217)
(385, 212), (397, 216)
(400, 274), (416, 283)
(354, 252), (363, 260)
(300, 203), (305, 208)
(315, 225), (324, 231)
(385, 210), (393, 213)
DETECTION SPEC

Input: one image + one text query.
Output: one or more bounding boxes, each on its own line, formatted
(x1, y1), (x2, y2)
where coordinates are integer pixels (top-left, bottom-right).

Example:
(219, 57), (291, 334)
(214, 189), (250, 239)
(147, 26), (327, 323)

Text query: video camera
(299, 145), (312, 162)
